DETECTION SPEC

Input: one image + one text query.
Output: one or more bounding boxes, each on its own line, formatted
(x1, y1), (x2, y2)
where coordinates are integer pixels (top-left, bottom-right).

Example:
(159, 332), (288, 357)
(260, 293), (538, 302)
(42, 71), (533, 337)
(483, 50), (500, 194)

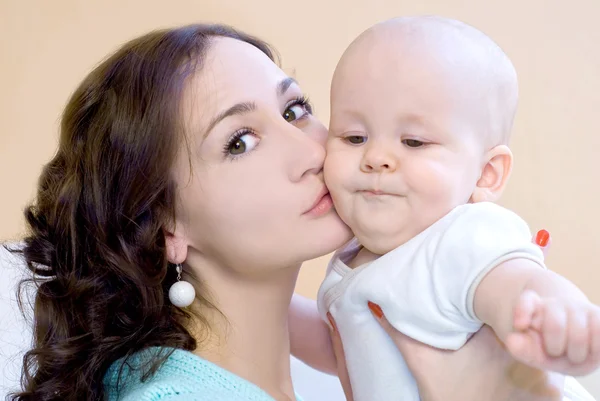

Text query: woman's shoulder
(103, 346), (278, 401)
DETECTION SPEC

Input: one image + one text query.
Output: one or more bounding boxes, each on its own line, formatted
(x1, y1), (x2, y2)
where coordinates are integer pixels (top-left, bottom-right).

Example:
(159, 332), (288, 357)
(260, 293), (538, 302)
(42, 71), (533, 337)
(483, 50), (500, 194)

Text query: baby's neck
(348, 246), (381, 269)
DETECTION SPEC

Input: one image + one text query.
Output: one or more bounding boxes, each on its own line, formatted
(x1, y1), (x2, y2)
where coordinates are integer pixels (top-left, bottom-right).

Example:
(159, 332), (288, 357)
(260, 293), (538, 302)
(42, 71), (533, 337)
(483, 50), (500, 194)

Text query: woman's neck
(186, 258), (300, 401)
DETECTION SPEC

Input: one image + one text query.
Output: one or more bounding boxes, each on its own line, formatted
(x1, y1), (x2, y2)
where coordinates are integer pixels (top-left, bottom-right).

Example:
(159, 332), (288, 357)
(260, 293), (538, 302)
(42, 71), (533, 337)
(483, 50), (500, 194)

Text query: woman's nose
(285, 124), (327, 182)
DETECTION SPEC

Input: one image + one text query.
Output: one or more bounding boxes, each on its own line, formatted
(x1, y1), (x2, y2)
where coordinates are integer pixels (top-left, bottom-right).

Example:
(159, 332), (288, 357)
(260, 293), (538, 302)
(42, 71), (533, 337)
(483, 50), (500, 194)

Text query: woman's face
(170, 37), (351, 275)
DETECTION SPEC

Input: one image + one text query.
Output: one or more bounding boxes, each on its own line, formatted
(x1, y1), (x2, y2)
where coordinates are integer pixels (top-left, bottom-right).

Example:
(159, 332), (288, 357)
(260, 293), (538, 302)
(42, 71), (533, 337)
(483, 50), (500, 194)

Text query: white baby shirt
(317, 202), (546, 401)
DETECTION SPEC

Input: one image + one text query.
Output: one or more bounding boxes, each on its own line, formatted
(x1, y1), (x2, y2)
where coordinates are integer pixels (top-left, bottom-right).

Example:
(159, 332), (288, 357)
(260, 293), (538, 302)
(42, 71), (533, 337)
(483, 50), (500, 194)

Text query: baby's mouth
(357, 189), (402, 197)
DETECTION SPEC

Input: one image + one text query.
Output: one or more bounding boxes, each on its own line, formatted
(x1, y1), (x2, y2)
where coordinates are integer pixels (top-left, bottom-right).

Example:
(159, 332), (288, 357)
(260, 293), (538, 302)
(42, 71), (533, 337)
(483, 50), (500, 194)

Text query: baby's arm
(289, 293), (338, 375)
(474, 259), (600, 375)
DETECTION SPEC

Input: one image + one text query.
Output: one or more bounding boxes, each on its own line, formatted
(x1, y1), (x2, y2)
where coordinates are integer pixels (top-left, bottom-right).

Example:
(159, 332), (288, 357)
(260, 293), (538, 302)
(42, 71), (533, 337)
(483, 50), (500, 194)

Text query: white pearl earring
(168, 264), (196, 308)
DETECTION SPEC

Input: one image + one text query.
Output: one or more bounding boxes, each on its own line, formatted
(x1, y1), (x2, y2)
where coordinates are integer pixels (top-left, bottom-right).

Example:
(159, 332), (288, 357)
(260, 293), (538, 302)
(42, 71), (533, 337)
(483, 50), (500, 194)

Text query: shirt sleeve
(431, 202), (545, 323)
(368, 202), (545, 349)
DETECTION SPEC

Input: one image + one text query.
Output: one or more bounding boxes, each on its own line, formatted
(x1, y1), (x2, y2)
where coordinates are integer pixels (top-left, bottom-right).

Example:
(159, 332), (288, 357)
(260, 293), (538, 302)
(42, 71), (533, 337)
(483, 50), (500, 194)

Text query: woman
(10, 23), (581, 401)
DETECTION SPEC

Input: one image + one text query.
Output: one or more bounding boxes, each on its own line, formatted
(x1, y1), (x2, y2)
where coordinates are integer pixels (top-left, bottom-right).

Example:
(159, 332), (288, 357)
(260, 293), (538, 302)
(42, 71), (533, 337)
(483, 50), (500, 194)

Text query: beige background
(1, 0), (598, 396)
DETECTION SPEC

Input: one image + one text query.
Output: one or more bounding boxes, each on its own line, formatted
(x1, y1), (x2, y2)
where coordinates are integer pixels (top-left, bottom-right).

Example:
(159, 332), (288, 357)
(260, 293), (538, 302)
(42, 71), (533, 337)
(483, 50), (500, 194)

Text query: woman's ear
(164, 222), (189, 264)
(470, 145), (513, 203)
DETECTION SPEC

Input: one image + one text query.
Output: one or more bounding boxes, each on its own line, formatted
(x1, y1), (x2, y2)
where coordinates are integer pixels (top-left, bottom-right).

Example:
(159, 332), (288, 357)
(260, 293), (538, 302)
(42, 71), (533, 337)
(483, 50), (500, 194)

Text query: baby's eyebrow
(400, 113), (426, 126)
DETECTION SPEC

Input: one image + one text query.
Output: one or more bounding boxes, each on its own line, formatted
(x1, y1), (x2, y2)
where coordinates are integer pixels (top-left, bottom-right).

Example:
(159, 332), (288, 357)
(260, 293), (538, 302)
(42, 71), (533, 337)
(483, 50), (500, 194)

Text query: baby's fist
(506, 290), (600, 376)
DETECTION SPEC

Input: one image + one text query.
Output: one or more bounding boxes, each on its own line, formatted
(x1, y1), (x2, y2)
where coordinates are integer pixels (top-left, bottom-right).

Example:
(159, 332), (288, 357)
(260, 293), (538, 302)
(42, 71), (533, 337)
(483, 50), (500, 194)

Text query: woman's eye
(229, 133), (259, 155)
(402, 139), (425, 148)
(345, 136), (367, 145)
(283, 104), (309, 122)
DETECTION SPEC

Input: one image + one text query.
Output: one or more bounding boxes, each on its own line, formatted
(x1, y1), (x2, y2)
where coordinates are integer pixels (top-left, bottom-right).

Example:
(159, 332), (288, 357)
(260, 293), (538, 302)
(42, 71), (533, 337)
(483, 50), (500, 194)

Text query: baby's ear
(470, 145), (513, 203)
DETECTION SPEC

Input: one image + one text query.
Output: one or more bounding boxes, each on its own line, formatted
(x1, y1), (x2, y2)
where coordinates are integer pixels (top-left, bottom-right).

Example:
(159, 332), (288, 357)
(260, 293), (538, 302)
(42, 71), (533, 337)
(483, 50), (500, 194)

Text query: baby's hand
(506, 290), (600, 376)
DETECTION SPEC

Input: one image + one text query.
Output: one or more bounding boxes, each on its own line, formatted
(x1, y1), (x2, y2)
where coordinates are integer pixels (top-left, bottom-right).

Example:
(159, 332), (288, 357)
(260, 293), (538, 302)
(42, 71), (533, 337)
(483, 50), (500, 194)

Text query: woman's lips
(304, 192), (334, 217)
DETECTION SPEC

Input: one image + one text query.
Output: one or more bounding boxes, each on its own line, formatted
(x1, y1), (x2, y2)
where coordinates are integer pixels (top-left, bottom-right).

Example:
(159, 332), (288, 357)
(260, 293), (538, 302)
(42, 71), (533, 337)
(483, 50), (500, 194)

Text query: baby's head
(324, 16), (519, 254)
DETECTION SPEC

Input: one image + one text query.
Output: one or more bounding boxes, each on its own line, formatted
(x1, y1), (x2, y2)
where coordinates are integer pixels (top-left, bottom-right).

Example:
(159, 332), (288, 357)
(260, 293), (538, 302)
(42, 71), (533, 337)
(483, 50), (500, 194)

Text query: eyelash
(286, 95), (313, 117)
(222, 126), (255, 157)
(221, 96), (314, 157)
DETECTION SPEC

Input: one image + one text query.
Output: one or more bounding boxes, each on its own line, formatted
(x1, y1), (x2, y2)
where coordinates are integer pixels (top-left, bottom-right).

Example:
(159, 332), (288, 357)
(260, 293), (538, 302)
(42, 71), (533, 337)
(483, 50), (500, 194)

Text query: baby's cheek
(325, 173), (347, 210)
(412, 161), (457, 195)
(323, 153), (346, 189)
(323, 164), (351, 218)
(330, 195), (354, 231)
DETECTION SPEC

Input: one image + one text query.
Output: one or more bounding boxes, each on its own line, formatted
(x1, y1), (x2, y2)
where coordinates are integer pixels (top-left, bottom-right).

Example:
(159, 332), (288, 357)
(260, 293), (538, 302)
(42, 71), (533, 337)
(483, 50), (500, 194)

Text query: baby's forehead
(332, 21), (513, 103)
(335, 16), (512, 78)
(339, 26), (471, 73)
(330, 17), (518, 147)
(332, 40), (473, 102)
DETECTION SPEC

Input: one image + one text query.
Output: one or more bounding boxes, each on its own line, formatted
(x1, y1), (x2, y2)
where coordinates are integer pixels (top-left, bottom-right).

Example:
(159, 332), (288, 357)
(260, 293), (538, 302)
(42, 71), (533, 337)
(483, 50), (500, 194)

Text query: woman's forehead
(199, 37), (286, 98)
(181, 37), (290, 131)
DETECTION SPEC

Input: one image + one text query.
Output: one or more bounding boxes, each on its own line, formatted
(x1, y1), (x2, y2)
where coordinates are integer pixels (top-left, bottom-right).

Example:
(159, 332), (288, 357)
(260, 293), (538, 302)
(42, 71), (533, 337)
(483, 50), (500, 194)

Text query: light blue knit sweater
(103, 347), (304, 401)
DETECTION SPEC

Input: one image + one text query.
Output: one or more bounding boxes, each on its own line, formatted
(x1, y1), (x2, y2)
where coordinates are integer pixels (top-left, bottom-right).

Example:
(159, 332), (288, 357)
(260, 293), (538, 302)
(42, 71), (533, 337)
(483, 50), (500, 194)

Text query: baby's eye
(402, 139), (425, 148)
(345, 135), (367, 145)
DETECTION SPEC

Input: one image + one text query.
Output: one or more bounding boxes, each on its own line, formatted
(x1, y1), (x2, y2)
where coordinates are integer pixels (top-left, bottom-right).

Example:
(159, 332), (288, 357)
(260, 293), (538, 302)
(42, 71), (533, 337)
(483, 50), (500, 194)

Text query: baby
(313, 16), (600, 401)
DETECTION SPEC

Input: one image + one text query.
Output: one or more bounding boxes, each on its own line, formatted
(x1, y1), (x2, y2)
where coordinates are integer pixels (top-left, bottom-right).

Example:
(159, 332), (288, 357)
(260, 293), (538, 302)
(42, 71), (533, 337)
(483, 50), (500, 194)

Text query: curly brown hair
(7, 23), (275, 401)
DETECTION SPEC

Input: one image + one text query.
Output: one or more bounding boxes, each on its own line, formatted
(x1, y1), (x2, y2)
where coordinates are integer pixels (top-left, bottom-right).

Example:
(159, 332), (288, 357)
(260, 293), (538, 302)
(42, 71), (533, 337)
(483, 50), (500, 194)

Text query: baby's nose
(361, 149), (397, 173)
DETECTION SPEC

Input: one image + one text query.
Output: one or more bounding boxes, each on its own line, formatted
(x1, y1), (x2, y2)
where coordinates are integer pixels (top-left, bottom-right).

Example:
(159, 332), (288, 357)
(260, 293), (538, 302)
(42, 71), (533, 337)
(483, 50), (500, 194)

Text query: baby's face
(324, 45), (488, 254)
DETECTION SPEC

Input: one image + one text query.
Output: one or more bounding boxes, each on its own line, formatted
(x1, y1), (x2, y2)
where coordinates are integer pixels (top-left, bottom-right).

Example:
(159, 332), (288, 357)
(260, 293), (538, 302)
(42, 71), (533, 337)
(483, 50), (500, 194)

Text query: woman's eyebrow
(277, 77), (297, 96)
(203, 77), (299, 139)
(204, 102), (256, 138)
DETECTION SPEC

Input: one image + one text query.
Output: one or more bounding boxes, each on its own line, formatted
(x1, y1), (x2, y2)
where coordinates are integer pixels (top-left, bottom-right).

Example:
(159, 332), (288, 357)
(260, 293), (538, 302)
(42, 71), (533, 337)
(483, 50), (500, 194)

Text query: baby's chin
(352, 226), (410, 255)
